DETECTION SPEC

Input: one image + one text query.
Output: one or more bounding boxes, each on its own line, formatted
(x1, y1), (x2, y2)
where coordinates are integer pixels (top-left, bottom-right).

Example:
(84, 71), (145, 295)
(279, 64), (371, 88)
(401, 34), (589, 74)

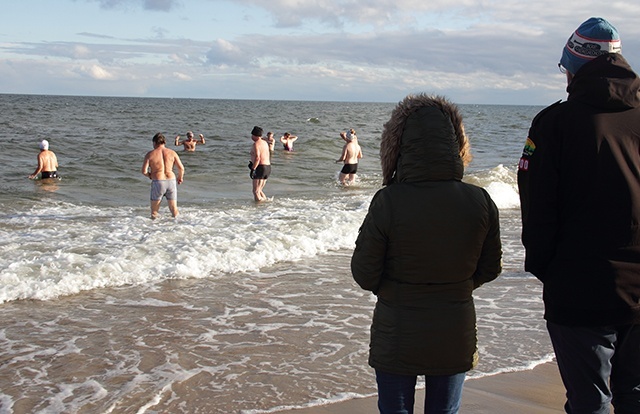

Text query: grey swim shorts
(150, 179), (177, 201)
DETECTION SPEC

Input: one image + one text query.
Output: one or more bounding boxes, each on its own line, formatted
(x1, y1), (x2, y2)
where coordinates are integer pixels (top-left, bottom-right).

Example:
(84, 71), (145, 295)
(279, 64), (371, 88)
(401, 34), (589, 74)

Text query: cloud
(3, 0), (640, 104)
(79, 64), (114, 79)
(89, 0), (179, 11)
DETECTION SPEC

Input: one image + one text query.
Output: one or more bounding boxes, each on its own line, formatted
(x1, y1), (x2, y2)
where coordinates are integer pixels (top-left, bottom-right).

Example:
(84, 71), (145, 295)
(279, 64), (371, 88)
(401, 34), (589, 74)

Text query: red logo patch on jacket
(518, 137), (535, 171)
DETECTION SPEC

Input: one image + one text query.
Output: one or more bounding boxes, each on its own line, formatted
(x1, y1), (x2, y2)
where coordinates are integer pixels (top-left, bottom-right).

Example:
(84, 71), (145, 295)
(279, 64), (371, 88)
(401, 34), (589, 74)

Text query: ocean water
(0, 94), (551, 413)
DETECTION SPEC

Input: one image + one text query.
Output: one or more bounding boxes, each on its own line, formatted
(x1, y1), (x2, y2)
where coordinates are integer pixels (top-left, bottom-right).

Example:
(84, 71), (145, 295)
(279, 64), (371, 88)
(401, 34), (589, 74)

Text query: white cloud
(1, 0), (640, 103)
(80, 64), (114, 80)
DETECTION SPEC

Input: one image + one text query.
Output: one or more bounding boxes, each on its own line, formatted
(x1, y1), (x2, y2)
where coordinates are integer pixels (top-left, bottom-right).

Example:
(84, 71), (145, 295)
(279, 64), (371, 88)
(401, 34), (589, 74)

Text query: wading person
(28, 139), (59, 180)
(248, 126), (271, 201)
(142, 132), (185, 219)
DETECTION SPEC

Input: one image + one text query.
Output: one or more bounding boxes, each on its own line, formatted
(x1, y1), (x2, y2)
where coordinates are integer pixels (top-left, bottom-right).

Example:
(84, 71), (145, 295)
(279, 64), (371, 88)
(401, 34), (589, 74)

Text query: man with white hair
(336, 128), (363, 185)
(28, 139), (59, 180)
(174, 131), (205, 152)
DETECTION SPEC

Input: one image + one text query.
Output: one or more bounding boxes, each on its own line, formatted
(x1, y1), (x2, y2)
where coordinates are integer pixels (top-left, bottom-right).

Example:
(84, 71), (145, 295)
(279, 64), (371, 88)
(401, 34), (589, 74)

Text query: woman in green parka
(351, 94), (502, 413)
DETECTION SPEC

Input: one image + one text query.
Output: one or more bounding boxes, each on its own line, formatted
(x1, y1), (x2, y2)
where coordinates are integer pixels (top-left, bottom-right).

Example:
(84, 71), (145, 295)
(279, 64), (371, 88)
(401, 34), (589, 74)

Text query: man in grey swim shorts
(141, 133), (185, 219)
(150, 179), (177, 202)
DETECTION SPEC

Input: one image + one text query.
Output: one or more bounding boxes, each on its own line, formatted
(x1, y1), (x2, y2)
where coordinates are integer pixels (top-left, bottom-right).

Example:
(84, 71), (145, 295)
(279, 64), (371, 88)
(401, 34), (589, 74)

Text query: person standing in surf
(28, 139), (59, 180)
(249, 126), (271, 201)
(336, 128), (363, 185)
(141, 132), (185, 219)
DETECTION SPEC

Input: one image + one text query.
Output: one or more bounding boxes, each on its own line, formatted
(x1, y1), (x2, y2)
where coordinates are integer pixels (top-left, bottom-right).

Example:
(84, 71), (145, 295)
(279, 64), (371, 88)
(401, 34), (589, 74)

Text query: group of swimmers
(28, 127), (363, 218)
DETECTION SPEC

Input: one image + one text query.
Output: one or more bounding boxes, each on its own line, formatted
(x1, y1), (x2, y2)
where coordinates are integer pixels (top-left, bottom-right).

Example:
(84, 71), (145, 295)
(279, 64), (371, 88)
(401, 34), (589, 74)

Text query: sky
(2, 0), (640, 105)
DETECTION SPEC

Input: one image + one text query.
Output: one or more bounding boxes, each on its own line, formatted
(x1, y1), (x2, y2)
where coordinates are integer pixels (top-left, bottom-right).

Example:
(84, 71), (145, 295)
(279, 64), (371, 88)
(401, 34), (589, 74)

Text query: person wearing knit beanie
(559, 17), (621, 75)
(518, 16), (640, 414)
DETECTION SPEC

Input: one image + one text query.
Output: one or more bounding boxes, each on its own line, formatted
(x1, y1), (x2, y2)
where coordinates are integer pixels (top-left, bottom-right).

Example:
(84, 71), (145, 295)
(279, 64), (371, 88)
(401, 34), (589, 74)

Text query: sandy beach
(280, 361), (566, 413)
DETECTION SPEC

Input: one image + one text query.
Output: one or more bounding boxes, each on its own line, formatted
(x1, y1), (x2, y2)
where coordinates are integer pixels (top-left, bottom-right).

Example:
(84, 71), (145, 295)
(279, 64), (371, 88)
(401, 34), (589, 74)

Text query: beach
(280, 362), (565, 413)
(0, 95), (552, 413)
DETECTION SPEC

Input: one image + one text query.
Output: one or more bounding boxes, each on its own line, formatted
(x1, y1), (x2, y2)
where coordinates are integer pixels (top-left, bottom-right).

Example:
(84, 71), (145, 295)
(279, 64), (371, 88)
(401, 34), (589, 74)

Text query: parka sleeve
(350, 190), (390, 294)
(517, 105), (561, 280)
(472, 190), (502, 289)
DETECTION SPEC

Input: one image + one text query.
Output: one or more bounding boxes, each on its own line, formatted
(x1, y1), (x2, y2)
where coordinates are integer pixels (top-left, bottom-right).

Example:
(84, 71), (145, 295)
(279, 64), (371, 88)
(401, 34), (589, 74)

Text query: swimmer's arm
(28, 154), (45, 179)
(198, 134), (205, 144)
(141, 156), (151, 178)
(174, 154), (185, 184)
(336, 146), (347, 163)
(174, 135), (182, 146)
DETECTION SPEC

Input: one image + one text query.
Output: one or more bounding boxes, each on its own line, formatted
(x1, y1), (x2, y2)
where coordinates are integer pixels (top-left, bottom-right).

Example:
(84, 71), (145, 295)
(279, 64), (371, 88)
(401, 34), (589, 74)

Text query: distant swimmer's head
(186, 131), (194, 139)
(346, 129), (357, 141)
(251, 126), (263, 137)
(39, 140), (49, 150)
(152, 132), (166, 146)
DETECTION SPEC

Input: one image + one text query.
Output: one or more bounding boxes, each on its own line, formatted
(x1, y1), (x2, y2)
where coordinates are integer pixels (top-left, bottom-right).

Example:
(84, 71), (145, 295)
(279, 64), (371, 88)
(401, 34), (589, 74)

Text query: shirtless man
(174, 131), (205, 152)
(249, 126), (271, 201)
(336, 129), (363, 185)
(142, 132), (185, 219)
(280, 132), (298, 151)
(28, 140), (59, 180)
(264, 131), (276, 152)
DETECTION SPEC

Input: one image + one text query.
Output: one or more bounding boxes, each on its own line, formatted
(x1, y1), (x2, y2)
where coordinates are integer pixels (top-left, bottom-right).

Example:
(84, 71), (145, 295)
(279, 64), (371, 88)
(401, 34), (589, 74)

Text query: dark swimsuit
(340, 164), (358, 174)
(252, 165), (271, 179)
(41, 171), (59, 179)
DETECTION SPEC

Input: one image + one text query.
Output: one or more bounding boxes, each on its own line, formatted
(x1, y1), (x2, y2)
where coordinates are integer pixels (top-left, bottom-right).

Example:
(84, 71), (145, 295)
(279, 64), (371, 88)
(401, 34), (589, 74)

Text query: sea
(0, 94), (553, 413)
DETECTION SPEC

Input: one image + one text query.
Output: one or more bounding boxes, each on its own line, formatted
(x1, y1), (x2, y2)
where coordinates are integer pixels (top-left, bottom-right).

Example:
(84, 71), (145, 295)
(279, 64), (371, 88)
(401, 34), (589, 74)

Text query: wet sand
(280, 361), (566, 413)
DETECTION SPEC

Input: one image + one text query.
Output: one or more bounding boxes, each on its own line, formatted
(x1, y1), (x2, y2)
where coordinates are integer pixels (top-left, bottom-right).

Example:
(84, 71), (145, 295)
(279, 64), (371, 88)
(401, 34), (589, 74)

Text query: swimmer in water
(28, 139), (59, 180)
(175, 131), (205, 152)
(280, 132), (298, 151)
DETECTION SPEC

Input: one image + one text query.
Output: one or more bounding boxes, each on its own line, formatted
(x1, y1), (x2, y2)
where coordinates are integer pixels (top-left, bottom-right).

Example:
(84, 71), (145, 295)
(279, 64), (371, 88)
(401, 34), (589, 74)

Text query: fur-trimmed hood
(380, 94), (471, 186)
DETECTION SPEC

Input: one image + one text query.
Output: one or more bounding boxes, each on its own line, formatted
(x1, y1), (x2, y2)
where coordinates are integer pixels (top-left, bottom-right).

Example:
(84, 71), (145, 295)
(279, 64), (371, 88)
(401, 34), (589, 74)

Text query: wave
(0, 194), (372, 304)
(0, 165), (520, 304)
(465, 164), (520, 210)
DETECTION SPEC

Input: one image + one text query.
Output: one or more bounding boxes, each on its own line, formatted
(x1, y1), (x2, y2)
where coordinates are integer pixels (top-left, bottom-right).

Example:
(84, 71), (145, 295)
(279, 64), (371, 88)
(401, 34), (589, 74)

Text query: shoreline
(278, 361), (565, 413)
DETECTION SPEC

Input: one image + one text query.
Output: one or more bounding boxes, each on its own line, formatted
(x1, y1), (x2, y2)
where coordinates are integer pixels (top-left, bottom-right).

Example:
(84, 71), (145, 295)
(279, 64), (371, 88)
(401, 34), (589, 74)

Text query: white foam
(0, 195), (371, 303)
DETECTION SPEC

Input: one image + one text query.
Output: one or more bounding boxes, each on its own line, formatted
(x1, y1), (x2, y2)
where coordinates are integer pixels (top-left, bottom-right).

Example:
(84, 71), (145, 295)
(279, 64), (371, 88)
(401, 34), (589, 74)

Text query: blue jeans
(547, 321), (640, 414)
(375, 369), (466, 414)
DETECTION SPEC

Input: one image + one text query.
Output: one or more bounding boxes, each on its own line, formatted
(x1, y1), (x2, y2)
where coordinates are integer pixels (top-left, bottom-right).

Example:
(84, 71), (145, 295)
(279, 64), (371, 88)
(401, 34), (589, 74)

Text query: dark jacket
(351, 94), (502, 376)
(518, 53), (640, 326)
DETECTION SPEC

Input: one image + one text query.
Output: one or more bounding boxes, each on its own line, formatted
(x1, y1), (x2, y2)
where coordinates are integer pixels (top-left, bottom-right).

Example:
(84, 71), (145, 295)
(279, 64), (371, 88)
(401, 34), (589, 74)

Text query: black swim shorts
(41, 171), (59, 179)
(252, 164), (271, 179)
(340, 164), (358, 174)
